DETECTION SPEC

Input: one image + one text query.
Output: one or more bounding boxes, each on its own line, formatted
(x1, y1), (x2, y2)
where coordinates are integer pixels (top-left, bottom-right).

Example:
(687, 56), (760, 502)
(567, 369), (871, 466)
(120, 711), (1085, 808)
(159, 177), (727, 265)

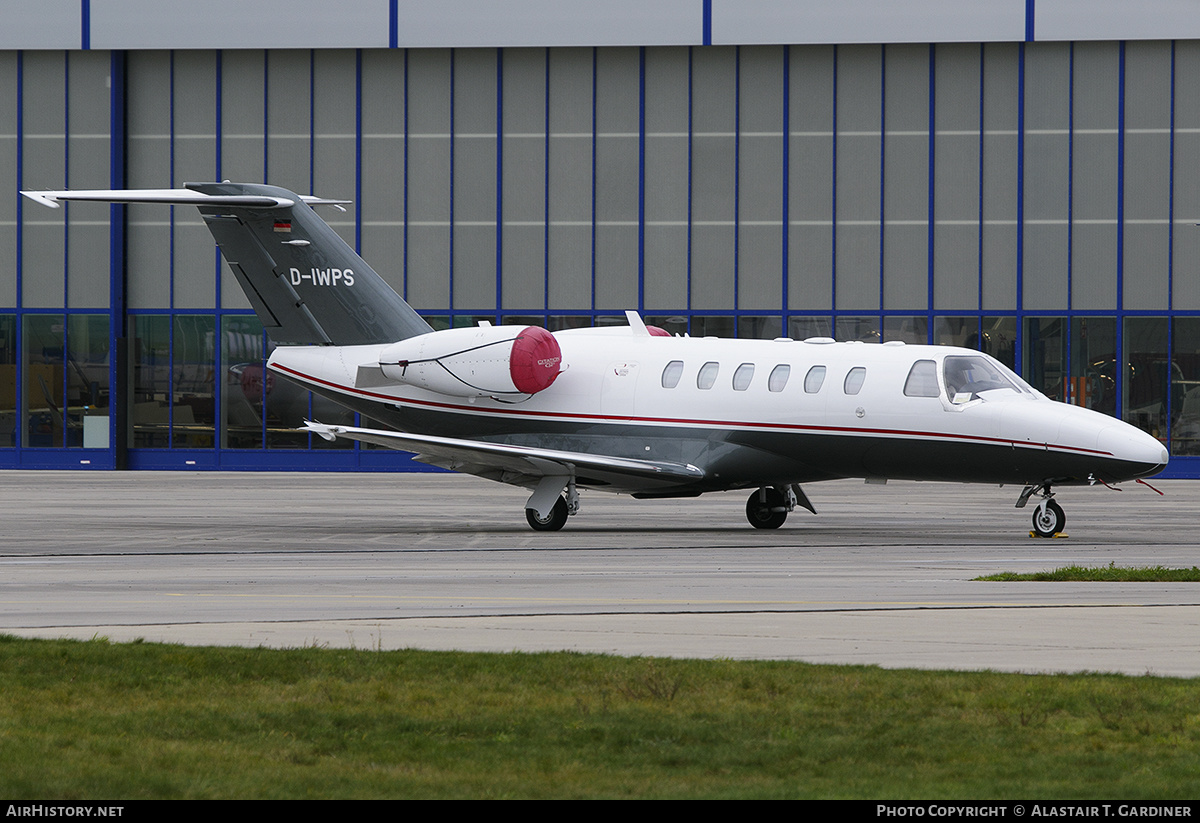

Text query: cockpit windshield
(943, 355), (1030, 403)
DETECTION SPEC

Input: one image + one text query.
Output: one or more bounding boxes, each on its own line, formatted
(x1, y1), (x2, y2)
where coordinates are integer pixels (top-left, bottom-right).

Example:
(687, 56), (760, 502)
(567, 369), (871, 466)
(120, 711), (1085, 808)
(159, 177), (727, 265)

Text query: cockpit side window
(943, 355), (1023, 402)
(903, 359), (941, 398)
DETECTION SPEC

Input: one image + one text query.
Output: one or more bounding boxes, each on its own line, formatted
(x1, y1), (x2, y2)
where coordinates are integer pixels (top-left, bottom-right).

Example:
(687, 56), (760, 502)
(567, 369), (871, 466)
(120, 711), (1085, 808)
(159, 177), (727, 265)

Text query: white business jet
(22, 183), (1168, 535)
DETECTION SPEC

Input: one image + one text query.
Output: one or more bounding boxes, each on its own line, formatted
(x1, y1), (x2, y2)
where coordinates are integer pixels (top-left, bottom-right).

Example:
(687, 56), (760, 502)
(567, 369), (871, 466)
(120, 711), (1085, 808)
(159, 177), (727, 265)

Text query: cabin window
(844, 367), (866, 395)
(768, 364), (790, 392)
(733, 363), (755, 391)
(804, 365), (826, 393)
(903, 360), (941, 398)
(697, 361), (719, 390)
(661, 360), (684, 389)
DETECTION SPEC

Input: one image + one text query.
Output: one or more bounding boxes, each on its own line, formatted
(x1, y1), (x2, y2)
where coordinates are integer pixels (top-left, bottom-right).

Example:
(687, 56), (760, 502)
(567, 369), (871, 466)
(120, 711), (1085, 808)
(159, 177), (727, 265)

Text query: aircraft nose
(1097, 422), (1168, 476)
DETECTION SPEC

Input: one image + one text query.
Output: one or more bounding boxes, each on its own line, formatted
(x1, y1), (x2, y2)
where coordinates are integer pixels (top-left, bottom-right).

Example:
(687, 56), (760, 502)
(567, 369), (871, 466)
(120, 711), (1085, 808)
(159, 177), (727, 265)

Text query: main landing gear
(745, 484), (817, 530)
(524, 477), (580, 532)
(1017, 482), (1066, 538)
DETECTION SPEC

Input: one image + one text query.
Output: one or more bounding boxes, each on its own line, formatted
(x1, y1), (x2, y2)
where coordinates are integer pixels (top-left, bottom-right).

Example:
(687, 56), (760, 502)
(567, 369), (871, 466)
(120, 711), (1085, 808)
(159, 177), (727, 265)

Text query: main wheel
(526, 496), (569, 531)
(1031, 499), (1066, 538)
(746, 488), (787, 530)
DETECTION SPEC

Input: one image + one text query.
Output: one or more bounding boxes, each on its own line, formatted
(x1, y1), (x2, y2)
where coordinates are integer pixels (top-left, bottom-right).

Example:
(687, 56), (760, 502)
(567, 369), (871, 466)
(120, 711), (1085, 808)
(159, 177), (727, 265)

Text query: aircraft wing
(303, 421), (705, 494)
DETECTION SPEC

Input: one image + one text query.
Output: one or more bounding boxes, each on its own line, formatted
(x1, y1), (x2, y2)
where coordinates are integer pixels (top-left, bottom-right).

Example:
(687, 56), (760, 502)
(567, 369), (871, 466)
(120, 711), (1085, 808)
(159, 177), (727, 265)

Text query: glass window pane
(173, 315), (216, 448)
(132, 315), (171, 448)
(661, 360), (683, 389)
(844, 367), (866, 395)
(1171, 318), (1200, 456)
(733, 363), (754, 391)
(24, 315), (64, 447)
(1123, 317), (1169, 445)
(768, 364), (790, 392)
(804, 365), (826, 393)
(697, 361), (719, 390)
(903, 360), (940, 397)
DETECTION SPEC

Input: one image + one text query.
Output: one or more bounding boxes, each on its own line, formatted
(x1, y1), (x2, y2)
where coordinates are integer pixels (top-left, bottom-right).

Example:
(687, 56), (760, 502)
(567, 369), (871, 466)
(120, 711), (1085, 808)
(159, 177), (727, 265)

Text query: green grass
(975, 562), (1200, 582)
(1, 634), (1199, 799)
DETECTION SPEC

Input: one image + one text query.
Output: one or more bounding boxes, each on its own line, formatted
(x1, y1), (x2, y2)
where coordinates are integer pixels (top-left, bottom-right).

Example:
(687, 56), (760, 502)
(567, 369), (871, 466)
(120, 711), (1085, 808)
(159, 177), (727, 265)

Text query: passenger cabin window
(903, 360), (941, 398)
(843, 367), (866, 395)
(804, 365), (826, 393)
(768, 364), (790, 392)
(733, 363), (755, 391)
(697, 361), (719, 390)
(661, 360), (684, 389)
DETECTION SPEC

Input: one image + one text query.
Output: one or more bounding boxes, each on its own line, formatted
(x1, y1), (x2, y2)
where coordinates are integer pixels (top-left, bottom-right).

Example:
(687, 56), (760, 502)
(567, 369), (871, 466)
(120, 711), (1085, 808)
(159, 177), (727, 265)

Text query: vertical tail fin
(21, 182), (433, 346)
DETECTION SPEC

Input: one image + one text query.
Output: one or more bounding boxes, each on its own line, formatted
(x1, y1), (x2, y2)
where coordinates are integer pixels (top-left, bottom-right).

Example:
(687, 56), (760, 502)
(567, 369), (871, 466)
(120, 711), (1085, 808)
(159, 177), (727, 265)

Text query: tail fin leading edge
(22, 181), (433, 347)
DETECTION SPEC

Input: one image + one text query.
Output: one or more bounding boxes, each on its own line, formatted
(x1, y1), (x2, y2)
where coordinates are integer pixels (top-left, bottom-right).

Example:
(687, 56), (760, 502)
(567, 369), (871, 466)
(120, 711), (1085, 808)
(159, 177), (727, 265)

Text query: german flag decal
(273, 220), (291, 233)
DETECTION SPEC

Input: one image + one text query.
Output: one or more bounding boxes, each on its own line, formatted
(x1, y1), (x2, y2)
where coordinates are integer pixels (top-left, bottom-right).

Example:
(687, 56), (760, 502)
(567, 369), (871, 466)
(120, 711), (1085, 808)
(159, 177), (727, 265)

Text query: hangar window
(768, 364), (790, 392)
(732, 363), (755, 391)
(844, 367), (866, 395)
(697, 361), (719, 390)
(804, 365), (826, 393)
(661, 360), (684, 388)
(903, 360), (941, 398)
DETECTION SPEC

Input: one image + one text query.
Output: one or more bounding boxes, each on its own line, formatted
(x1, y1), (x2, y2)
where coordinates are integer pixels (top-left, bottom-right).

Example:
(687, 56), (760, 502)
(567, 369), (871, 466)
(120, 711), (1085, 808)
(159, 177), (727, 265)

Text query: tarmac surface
(1, 470), (1198, 676)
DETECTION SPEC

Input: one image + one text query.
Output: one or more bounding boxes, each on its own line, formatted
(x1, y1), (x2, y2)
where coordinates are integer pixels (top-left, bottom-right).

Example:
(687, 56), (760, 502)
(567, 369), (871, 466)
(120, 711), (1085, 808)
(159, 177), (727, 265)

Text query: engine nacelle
(378, 325), (563, 397)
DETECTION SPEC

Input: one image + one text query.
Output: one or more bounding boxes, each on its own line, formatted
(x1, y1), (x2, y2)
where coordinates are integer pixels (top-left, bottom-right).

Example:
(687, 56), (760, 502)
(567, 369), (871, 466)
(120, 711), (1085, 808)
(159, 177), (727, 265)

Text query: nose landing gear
(1017, 482), (1066, 538)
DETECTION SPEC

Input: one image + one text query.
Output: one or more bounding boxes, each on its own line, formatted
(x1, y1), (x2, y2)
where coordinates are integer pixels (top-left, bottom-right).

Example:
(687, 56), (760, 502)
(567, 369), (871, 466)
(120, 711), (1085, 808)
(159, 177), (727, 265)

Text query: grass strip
(1, 634), (1199, 799)
(975, 562), (1200, 582)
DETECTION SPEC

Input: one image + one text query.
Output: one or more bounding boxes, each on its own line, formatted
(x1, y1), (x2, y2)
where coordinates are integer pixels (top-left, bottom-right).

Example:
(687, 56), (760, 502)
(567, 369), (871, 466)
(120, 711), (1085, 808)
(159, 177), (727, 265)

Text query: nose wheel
(1031, 498), (1066, 538)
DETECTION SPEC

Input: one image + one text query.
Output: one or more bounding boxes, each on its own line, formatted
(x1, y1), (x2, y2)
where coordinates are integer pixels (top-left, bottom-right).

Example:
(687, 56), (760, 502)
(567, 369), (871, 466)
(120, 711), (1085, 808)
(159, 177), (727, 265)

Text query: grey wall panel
(980, 43), (1019, 310)
(359, 50), (406, 296)
(312, 50), (358, 252)
(1022, 43), (1070, 311)
(92, 0), (391, 50)
(713, 0), (1027, 46)
(738, 47), (784, 311)
(787, 45), (833, 311)
(126, 51), (172, 310)
(1122, 42), (1172, 312)
(21, 52), (67, 309)
(452, 50), (498, 310)
(835, 46), (882, 310)
(1173, 43), (1200, 310)
(546, 49), (592, 311)
(395, 0), (700, 48)
(501, 49), (547, 311)
(0, 1), (80, 50)
(593, 48), (639, 310)
(882, 46), (929, 311)
(219, 50), (265, 310)
(1070, 43), (1118, 311)
(172, 51), (219, 310)
(0, 53), (18, 306)
(933, 44), (981, 310)
(405, 49), (452, 309)
(643, 48), (690, 311)
(266, 50), (312, 197)
(1036, 0), (1200, 42)
(691, 48), (736, 311)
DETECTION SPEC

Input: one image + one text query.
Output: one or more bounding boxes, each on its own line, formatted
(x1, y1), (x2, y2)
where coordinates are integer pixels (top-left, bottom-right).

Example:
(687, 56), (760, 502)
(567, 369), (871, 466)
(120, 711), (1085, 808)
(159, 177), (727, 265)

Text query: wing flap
(304, 422), (704, 493)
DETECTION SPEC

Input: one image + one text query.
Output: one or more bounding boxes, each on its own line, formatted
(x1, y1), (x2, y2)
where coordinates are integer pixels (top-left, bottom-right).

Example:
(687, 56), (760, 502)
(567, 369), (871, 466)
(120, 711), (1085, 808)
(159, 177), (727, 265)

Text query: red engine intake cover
(509, 326), (563, 394)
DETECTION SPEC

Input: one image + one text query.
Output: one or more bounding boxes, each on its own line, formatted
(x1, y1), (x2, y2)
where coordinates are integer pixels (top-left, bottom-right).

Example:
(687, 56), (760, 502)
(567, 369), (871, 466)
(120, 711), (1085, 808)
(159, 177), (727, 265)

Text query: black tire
(746, 488), (788, 530)
(1031, 499), (1066, 538)
(526, 496), (569, 531)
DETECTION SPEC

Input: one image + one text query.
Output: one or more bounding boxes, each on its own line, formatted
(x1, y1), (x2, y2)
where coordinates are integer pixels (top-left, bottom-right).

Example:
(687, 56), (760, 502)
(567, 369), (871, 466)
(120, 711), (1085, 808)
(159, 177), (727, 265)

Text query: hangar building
(2, 0), (1198, 476)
